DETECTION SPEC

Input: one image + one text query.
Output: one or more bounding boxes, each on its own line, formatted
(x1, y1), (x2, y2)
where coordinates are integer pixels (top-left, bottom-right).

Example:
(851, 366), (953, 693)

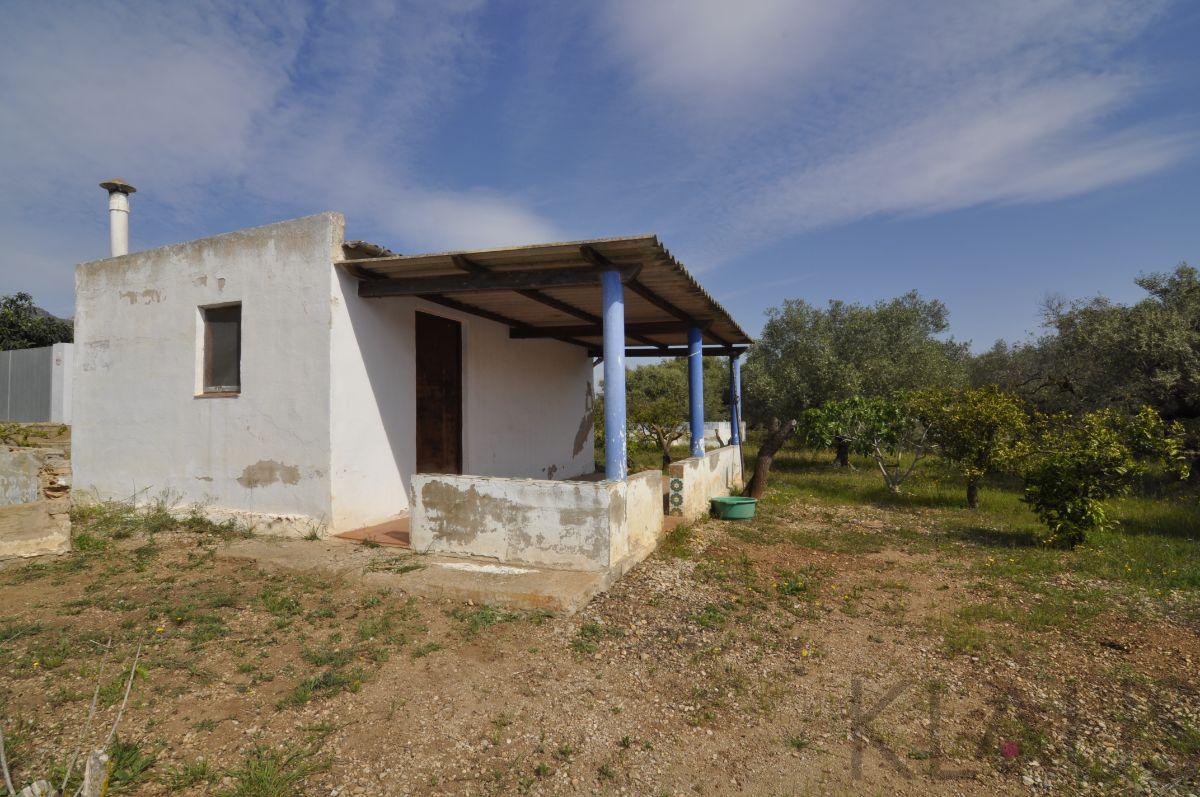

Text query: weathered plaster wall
(410, 474), (621, 571)
(0, 445), (70, 559)
(72, 214), (343, 535)
(668, 445), (744, 521)
(328, 288), (595, 533)
(622, 469), (665, 560)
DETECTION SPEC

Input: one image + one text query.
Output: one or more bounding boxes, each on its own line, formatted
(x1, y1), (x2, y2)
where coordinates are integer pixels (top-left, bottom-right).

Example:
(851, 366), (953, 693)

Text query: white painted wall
(73, 214), (342, 534)
(50, 343), (73, 423)
(329, 286), (596, 532)
(73, 210), (597, 537)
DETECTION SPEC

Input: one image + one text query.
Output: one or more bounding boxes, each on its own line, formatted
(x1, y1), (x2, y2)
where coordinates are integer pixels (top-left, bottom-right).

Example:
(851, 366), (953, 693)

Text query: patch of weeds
(597, 763), (616, 781)
(108, 736), (157, 792)
(193, 718), (218, 732)
(164, 758), (218, 789)
(259, 586), (301, 618)
(533, 762), (552, 778)
(306, 602), (337, 621)
(277, 667), (367, 709)
(554, 744), (575, 761)
(301, 644), (355, 668)
(569, 621), (624, 654)
(216, 742), (329, 797)
(0, 621), (44, 647)
(30, 636), (72, 669)
(411, 641), (443, 658)
(690, 603), (728, 629)
(356, 612), (399, 643)
(940, 621), (994, 657)
(785, 734), (809, 751)
(659, 522), (695, 559)
(72, 531), (110, 552)
(98, 664), (148, 707)
(449, 605), (522, 638)
(367, 554), (426, 575)
(772, 568), (811, 595)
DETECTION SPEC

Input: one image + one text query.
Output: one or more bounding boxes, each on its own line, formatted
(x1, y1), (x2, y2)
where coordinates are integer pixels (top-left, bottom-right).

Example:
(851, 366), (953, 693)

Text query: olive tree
(803, 396), (933, 494)
(626, 362), (689, 468)
(741, 292), (968, 495)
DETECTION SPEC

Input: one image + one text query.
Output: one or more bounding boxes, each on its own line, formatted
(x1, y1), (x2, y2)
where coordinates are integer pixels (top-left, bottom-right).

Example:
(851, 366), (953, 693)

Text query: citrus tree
(1021, 406), (1188, 547)
(909, 386), (1028, 508)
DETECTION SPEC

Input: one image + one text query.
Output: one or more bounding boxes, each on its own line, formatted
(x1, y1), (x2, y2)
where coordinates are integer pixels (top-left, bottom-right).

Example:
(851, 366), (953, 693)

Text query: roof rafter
(453, 253), (668, 350)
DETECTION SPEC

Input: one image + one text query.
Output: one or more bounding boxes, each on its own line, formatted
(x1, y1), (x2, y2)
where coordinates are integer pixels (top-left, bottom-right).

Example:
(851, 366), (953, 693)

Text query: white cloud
(0, 0), (558, 313)
(596, 0), (1192, 258)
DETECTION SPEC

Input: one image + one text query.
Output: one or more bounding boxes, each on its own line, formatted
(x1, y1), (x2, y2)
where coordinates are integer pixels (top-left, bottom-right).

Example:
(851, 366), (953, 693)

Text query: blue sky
(2, 0), (1197, 349)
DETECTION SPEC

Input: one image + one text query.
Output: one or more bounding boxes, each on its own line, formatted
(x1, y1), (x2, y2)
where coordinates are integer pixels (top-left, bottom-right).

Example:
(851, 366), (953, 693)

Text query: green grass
(216, 743), (329, 797)
(751, 446), (1200, 600)
(277, 667), (367, 709)
(448, 605), (523, 638)
(70, 494), (251, 542)
(569, 621), (624, 654)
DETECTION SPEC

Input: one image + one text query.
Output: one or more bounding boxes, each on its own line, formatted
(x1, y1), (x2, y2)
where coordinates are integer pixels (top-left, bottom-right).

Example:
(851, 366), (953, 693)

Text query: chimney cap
(100, 179), (136, 195)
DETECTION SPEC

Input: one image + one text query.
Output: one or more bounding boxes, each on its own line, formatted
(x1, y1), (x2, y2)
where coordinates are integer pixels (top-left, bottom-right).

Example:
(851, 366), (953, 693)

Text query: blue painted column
(688, 326), (704, 457)
(601, 270), (627, 480)
(729, 354), (742, 445)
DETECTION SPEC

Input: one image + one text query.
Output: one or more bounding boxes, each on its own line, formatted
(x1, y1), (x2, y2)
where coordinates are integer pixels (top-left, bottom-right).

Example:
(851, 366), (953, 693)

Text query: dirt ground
(2, 499), (1198, 796)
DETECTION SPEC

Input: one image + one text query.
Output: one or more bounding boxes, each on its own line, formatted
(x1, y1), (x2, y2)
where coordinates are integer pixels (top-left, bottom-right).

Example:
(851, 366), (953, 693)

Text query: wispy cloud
(595, 0), (1192, 260)
(0, 0), (558, 312)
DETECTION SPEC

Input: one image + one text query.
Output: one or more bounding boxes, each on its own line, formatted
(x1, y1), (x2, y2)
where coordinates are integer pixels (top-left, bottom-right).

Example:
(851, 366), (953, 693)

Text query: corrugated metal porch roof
(337, 235), (752, 355)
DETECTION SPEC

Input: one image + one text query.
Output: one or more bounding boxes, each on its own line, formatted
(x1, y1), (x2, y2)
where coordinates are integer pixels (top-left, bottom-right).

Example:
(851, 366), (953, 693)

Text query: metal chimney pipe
(99, 179), (136, 256)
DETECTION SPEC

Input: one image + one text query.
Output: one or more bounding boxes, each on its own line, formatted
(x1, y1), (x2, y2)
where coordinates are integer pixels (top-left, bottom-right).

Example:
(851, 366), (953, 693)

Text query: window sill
(195, 391), (240, 399)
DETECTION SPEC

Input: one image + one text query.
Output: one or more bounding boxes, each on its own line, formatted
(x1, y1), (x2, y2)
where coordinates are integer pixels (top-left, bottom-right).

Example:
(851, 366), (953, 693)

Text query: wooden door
(415, 312), (463, 473)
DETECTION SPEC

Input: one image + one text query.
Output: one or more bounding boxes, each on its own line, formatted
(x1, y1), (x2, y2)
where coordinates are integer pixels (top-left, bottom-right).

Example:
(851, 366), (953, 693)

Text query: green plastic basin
(710, 496), (757, 520)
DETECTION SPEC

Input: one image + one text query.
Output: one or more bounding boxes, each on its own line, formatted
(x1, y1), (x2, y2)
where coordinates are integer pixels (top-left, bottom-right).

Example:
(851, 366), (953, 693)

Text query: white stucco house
(73, 188), (751, 574)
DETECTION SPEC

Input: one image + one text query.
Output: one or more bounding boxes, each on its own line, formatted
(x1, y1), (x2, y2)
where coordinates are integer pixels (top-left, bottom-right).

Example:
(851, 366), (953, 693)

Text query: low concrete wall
(622, 470), (665, 561)
(667, 444), (744, 522)
(411, 469), (666, 572)
(1, 444), (70, 559)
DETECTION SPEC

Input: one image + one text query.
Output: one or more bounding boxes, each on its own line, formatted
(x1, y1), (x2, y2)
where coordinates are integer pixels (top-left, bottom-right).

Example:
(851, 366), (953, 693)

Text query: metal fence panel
(1, 346), (54, 422)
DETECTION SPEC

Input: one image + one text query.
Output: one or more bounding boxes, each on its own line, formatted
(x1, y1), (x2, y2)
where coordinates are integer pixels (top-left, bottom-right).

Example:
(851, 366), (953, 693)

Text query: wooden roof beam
(453, 254), (667, 350)
(589, 345), (750, 358)
(510, 320), (708, 339)
(421, 295), (593, 351)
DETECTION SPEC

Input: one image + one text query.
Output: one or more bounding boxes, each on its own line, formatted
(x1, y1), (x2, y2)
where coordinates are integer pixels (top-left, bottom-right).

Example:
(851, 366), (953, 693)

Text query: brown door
(415, 312), (463, 473)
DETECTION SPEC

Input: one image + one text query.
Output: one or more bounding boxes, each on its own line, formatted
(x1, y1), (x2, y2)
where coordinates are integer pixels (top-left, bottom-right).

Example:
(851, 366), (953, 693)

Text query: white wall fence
(0, 343), (72, 423)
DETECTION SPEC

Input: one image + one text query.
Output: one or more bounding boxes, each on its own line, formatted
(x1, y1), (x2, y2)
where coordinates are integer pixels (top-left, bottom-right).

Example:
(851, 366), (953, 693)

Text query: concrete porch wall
(410, 469), (664, 572)
(667, 444), (744, 522)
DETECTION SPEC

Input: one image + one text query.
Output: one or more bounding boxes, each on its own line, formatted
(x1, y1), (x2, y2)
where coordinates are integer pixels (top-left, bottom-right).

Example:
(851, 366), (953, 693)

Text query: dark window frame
(200, 303), (241, 395)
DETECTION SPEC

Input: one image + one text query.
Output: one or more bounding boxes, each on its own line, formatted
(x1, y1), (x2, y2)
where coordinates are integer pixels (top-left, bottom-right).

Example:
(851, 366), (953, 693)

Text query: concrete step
(217, 537), (610, 615)
(0, 502), (71, 559)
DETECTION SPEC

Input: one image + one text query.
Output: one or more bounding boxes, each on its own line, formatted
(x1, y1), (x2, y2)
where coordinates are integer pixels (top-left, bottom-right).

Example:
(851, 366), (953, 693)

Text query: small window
(202, 304), (241, 394)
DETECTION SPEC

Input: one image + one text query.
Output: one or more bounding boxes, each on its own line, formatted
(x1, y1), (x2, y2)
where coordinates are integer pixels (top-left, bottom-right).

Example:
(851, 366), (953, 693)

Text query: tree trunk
(834, 438), (850, 468)
(743, 418), (797, 499)
(966, 478), (980, 509)
(661, 447), (672, 470)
